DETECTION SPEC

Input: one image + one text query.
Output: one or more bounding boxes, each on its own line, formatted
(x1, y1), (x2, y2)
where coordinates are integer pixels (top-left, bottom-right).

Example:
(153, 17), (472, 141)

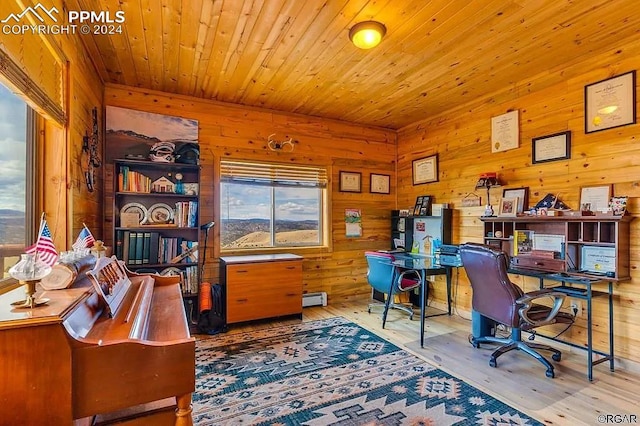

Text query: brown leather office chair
(459, 243), (574, 378)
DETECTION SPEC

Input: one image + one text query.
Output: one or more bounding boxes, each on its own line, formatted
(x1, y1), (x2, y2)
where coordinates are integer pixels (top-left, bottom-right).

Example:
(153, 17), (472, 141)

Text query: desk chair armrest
(517, 290), (567, 326)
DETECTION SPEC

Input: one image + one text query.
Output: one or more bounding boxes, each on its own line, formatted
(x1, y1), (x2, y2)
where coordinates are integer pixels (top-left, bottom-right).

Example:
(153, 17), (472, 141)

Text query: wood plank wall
(397, 39), (640, 363)
(104, 84), (397, 301)
(0, 0), (104, 250)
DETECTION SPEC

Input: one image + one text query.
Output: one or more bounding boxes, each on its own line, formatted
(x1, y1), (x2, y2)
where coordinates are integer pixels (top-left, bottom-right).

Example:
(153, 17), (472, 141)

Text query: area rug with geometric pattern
(193, 317), (543, 425)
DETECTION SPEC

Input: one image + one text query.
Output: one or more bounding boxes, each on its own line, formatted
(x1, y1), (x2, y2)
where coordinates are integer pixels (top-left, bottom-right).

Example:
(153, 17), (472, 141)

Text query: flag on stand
(26, 217), (58, 266)
(72, 225), (96, 250)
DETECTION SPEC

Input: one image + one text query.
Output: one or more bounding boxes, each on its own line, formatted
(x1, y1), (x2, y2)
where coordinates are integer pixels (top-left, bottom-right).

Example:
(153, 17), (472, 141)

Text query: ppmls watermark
(1, 3), (125, 35)
(598, 414), (638, 424)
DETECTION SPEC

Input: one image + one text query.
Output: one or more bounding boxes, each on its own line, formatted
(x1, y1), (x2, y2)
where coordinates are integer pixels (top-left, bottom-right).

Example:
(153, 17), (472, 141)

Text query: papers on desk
(393, 238), (404, 250)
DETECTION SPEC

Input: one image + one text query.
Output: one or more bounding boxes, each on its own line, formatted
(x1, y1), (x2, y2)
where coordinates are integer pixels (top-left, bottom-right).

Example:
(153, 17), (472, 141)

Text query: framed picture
(580, 185), (612, 212)
(420, 196), (432, 216)
(413, 196), (424, 216)
(339, 171), (361, 192)
(498, 197), (518, 217)
(610, 196), (627, 216)
(585, 71), (636, 133)
(532, 131), (571, 164)
(502, 187), (529, 214)
(370, 173), (390, 194)
(412, 154), (439, 185)
(491, 110), (519, 153)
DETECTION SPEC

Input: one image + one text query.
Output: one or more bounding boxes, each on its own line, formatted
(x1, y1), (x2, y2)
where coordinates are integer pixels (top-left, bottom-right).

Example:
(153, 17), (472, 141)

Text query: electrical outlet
(570, 299), (582, 317)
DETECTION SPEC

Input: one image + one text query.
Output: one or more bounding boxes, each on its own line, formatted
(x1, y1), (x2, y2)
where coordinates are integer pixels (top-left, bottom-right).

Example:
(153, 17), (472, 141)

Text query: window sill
(220, 245), (331, 257)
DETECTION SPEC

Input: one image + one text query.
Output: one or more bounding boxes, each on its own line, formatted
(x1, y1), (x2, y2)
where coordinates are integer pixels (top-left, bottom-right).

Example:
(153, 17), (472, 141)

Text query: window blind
(0, 48), (65, 126)
(220, 160), (328, 188)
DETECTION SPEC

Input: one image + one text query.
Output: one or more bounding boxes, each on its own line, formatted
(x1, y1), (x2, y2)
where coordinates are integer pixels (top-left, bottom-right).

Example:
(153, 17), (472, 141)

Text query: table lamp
(8, 253), (52, 308)
(475, 172), (502, 217)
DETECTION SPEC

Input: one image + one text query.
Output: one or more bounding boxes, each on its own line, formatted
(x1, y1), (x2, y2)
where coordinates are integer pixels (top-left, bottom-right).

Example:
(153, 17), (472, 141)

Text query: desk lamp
(8, 253), (52, 308)
(475, 172), (502, 217)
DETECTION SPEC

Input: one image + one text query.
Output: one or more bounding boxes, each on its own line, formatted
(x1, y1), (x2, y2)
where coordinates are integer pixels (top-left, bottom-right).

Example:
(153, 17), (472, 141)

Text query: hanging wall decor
(585, 71), (636, 133)
(491, 110), (519, 153)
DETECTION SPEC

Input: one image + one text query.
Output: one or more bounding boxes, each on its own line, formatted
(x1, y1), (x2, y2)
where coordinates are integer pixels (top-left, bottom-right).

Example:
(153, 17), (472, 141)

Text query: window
(0, 82), (37, 286)
(220, 160), (328, 250)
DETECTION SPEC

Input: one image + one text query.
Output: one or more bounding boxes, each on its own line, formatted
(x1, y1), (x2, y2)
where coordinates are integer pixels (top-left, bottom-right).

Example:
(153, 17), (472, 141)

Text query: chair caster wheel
(489, 358), (497, 368)
(546, 369), (555, 378)
(368, 308), (371, 314)
(409, 314), (414, 320)
(552, 353), (561, 362)
(471, 341), (480, 349)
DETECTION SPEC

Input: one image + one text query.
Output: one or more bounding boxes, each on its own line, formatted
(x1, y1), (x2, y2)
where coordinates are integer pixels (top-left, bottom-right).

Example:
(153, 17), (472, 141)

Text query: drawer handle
(286, 293), (297, 297)
(235, 270), (249, 273)
(236, 298), (248, 302)
(286, 266), (297, 270)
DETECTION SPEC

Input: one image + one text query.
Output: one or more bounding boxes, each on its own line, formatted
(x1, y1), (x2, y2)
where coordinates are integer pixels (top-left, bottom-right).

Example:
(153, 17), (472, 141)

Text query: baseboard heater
(302, 292), (327, 307)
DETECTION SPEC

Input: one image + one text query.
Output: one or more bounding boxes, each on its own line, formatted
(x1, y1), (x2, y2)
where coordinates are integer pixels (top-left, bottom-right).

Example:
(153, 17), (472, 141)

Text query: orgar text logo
(2, 3), (125, 35)
(1, 3), (58, 23)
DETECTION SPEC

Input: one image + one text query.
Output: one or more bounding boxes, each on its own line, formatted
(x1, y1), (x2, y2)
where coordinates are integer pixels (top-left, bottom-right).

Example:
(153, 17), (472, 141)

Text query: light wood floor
(225, 297), (640, 426)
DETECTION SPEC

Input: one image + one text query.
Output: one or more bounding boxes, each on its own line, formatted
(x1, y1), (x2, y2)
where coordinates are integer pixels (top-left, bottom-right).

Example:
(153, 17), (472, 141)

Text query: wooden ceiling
(80, 0), (640, 130)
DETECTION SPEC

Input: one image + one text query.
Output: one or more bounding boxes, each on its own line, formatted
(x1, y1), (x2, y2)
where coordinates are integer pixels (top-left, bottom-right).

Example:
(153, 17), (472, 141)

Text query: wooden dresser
(220, 254), (303, 324)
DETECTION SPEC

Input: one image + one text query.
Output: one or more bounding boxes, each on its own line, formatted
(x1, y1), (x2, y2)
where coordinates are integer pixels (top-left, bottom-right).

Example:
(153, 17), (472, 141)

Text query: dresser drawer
(226, 261), (301, 285)
(511, 256), (566, 272)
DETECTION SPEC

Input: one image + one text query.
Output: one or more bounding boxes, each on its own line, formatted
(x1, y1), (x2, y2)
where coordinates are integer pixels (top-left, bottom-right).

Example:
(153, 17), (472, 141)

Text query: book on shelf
(513, 229), (534, 256)
(118, 166), (152, 193)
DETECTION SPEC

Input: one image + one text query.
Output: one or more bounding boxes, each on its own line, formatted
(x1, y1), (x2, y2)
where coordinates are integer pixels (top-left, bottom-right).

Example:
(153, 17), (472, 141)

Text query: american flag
(72, 226), (95, 250)
(26, 219), (58, 266)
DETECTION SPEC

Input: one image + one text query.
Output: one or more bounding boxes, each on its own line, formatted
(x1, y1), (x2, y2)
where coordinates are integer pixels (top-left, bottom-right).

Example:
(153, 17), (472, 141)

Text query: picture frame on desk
(498, 197), (518, 217)
(580, 185), (611, 212)
(413, 196), (423, 216)
(413, 195), (432, 216)
(502, 187), (529, 214)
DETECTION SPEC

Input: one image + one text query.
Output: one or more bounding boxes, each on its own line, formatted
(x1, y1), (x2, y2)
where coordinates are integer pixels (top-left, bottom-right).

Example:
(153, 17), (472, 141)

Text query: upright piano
(0, 256), (195, 425)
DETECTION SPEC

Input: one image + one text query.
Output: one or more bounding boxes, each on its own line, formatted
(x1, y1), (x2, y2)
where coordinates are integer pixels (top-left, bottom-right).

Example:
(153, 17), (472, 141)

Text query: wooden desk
(390, 254), (451, 347)
(509, 268), (613, 381)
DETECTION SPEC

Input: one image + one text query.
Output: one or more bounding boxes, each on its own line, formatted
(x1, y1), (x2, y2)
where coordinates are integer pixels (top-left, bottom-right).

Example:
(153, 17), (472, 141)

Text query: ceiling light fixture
(349, 21), (386, 49)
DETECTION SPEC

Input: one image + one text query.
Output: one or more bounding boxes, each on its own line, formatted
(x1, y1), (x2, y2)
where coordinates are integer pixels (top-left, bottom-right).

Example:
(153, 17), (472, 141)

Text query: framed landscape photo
(502, 187), (529, 214)
(412, 154), (439, 185)
(370, 173), (390, 194)
(532, 131), (571, 164)
(585, 71), (636, 133)
(339, 171), (361, 192)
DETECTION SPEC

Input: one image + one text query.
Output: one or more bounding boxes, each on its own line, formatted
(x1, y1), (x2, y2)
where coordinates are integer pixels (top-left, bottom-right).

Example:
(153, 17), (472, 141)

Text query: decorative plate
(148, 203), (175, 224)
(120, 202), (149, 225)
(160, 267), (182, 276)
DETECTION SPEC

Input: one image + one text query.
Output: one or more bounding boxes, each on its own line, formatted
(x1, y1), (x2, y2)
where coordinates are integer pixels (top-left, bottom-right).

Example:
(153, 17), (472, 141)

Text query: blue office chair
(364, 251), (421, 328)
